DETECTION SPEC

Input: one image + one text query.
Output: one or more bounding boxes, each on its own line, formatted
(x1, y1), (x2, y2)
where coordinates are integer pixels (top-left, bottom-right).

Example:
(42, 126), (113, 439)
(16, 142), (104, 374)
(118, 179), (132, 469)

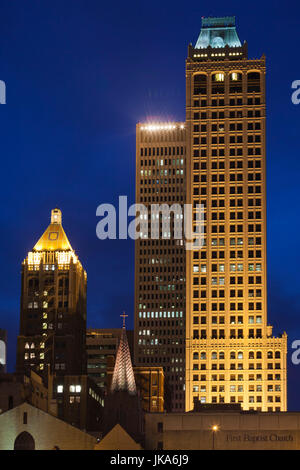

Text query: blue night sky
(0, 1), (299, 408)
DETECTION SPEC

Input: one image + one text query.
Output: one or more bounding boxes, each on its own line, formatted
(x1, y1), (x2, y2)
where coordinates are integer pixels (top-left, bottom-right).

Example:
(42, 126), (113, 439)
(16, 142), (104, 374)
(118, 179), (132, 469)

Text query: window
(213, 73), (225, 82)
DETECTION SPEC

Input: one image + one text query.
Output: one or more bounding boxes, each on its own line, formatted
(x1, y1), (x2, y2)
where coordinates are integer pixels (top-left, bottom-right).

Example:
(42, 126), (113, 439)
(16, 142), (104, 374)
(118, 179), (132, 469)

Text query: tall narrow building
(17, 208), (87, 379)
(134, 123), (186, 411)
(185, 17), (287, 411)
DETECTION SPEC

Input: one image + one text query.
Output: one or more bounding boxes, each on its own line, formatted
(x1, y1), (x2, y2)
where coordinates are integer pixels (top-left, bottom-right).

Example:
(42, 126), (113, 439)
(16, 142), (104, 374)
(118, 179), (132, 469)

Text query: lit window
(57, 385), (63, 393)
(214, 73), (224, 82)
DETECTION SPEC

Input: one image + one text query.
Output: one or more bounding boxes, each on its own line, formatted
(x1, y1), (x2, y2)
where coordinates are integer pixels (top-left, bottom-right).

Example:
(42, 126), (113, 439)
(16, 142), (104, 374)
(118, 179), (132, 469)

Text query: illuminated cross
(120, 311), (128, 328)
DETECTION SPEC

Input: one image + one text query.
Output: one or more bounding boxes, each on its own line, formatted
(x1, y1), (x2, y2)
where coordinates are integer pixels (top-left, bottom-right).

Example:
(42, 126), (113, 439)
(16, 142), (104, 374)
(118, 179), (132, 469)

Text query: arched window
(248, 72), (260, 80)
(212, 73), (225, 82)
(14, 432), (35, 450)
(230, 72), (242, 81)
(193, 74), (207, 95)
(211, 73), (225, 95)
(230, 72), (243, 93)
(193, 352), (199, 360)
(247, 72), (261, 92)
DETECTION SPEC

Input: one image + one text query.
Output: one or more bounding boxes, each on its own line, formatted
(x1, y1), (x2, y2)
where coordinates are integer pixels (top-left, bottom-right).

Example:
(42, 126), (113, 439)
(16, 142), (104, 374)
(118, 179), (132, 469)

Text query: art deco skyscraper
(185, 17), (287, 411)
(134, 124), (186, 411)
(17, 209), (87, 379)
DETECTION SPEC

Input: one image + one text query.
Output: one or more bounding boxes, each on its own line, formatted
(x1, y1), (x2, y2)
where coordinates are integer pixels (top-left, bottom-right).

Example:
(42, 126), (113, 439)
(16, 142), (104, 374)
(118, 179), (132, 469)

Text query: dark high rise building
(16, 209), (87, 380)
(134, 123), (186, 411)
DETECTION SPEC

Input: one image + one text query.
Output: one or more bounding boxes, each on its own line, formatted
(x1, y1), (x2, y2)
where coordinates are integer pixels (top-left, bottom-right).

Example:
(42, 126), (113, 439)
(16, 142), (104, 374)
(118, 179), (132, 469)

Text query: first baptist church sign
(226, 433), (294, 443)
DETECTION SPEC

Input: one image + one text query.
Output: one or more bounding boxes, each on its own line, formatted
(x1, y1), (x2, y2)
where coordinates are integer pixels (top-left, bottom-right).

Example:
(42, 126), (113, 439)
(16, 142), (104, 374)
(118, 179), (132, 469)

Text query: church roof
(195, 16), (242, 49)
(33, 208), (73, 252)
(111, 324), (137, 395)
(94, 424), (142, 450)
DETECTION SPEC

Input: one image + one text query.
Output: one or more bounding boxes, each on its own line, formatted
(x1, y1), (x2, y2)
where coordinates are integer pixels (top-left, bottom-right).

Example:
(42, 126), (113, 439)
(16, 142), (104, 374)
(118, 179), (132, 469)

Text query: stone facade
(145, 411), (300, 450)
(0, 402), (95, 450)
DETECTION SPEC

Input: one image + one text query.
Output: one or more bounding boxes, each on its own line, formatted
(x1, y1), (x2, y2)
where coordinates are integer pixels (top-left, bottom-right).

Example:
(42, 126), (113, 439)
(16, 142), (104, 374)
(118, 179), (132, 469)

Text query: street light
(212, 425), (219, 450)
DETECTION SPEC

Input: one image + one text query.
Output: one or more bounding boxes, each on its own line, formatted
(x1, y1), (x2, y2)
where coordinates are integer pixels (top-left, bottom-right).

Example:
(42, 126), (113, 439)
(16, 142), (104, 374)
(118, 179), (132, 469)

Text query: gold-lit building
(185, 17), (287, 411)
(134, 123), (186, 411)
(107, 364), (164, 413)
(17, 208), (87, 379)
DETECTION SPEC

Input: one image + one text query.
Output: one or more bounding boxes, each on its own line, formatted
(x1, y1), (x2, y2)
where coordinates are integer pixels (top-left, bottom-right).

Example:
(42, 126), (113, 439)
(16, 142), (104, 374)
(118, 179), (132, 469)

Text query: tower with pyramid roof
(17, 208), (87, 379)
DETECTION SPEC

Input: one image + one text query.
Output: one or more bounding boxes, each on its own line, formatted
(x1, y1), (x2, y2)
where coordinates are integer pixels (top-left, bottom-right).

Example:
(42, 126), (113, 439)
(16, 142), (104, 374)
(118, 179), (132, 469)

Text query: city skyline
(0, 2), (299, 410)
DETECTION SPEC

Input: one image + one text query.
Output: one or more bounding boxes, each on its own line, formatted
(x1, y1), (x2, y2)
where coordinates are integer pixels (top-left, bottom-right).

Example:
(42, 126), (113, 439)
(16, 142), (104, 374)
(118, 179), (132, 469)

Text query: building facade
(16, 208), (87, 380)
(185, 17), (287, 411)
(135, 16), (287, 414)
(134, 123), (186, 411)
(51, 374), (104, 432)
(0, 402), (96, 450)
(145, 409), (300, 450)
(107, 365), (165, 413)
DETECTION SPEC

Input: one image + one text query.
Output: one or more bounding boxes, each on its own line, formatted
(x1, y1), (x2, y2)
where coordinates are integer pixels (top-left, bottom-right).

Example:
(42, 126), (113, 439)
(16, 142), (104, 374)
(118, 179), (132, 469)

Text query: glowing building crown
(33, 208), (73, 252)
(195, 16), (242, 49)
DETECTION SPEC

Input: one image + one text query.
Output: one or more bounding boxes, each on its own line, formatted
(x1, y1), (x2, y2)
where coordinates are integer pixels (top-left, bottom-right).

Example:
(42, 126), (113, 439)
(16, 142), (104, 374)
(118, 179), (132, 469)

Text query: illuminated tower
(185, 17), (287, 411)
(134, 123), (186, 411)
(17, 208), (87, 379)
(103, 319), (143, 442)
(111, 316), (137, 395)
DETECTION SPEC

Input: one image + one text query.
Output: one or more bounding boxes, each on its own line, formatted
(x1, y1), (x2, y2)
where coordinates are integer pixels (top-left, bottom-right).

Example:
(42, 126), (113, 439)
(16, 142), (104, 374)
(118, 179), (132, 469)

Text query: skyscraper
(134, 123), (186, 411)
(135, 16), (287, 413)
(17, 208), (87, 379)
(185, 17), (287, 411)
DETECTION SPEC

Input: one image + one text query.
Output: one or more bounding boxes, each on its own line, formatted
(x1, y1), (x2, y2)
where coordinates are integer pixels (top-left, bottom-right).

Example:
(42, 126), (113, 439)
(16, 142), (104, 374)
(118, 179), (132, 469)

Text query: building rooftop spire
(111, 315), (137, 395)
(32, 208), (73, 252)
(195, 16), (242, 49)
